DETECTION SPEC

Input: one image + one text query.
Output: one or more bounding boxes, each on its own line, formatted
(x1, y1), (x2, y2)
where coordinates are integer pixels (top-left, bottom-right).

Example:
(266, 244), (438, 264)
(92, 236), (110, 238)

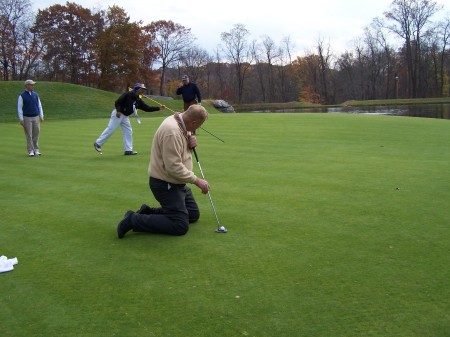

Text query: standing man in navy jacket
(18, 79), (44, 156)
(176, 75), (202, 111)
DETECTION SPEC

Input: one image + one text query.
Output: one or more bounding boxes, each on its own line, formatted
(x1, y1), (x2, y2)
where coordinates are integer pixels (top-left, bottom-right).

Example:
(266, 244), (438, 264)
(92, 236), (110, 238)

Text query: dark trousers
(183, 100), (197, 135)
(130, 177), (200, 236)
(183, 100), (197, 111)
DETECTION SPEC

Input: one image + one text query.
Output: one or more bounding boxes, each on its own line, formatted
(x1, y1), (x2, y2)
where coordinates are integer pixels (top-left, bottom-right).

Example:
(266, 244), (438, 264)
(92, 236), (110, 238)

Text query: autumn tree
(96, 5), (145, 91)
(294, 53), (322, 104)
(147, 20), (195, 96)
(33, 2), (101, 83)
(140, 25), (160, 91)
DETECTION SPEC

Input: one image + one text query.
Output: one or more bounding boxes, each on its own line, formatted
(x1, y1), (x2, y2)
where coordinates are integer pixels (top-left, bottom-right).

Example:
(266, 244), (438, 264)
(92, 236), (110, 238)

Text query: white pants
(96, 109), (133, 151)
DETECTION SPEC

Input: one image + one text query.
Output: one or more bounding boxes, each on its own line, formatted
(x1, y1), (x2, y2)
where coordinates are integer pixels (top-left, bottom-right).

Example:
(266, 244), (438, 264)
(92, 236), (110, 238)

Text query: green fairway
(1, 113), (449, 337)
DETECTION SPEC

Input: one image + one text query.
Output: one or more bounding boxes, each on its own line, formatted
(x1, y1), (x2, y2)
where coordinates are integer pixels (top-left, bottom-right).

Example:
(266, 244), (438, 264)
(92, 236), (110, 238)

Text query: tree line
(1, 0), (449, 104)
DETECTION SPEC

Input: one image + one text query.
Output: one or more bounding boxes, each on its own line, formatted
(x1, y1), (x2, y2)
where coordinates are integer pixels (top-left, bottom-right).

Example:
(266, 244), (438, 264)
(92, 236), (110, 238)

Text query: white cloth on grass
(0, 255), (19, 273)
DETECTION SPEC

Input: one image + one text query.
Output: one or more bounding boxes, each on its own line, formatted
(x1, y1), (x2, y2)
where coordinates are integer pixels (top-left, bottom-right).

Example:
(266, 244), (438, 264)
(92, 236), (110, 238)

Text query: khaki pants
(23, 116), (41, 153)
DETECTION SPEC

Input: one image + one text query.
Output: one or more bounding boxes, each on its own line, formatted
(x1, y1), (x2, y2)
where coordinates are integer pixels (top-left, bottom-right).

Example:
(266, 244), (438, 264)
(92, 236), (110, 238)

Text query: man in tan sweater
(117, 105), (210, 238)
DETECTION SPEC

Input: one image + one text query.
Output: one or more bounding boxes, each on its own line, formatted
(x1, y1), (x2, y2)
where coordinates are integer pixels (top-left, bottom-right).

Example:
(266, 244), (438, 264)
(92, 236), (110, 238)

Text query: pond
(253, 103), (450, 120)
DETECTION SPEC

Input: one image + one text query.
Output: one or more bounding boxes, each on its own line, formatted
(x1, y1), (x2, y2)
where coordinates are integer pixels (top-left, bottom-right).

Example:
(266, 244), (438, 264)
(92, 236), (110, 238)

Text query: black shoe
(136, 204), (163, 215)
(117, 210), (134, 239)
(94, 143), (102, 152)
(124, 151), (138, 155)
(137, 204), (151, 214)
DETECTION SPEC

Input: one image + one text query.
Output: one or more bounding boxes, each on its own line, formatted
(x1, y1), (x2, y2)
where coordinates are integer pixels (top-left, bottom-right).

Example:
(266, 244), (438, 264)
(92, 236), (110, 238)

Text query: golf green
(1, 113), (449, 337)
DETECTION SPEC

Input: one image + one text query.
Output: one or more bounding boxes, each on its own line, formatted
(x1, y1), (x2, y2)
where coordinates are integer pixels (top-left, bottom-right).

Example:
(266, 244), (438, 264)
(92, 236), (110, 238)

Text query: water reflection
(327, 103), (450, 119)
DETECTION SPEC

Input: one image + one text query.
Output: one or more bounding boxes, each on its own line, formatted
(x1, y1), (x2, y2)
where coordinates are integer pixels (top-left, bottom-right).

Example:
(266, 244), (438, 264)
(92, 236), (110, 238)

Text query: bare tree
(278, 36), (296, 101)
(335, 51), (358, 101)
(148, 20), (195, 96)
(179, 45), (209, 83)
(370, 18), (398, 99)
(0, 0), (34, 80)
(261, 35), (279, 101)
(437, 15), (450, 96)
(250, 40), (267, 102)
(317, 37), (333, 103)
(211, 46), (228, 99)
(220, 23), (253, 103)
(177, 45), (210, 98)
(384, 0), (443, 97)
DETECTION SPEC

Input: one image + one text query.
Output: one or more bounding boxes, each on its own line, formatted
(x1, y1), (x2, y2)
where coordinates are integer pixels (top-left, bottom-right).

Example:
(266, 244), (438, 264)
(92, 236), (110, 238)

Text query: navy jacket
(20, 91), (41, 117)
(176, 83), (201, 103)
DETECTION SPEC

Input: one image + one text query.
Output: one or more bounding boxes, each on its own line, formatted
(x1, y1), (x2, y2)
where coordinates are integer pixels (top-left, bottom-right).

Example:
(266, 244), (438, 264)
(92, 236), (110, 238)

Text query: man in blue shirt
(17, 79), (44, 156)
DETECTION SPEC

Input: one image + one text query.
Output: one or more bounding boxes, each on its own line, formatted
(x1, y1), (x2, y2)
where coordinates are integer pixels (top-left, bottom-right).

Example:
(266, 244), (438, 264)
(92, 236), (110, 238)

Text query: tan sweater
(148, 115), (197, 184)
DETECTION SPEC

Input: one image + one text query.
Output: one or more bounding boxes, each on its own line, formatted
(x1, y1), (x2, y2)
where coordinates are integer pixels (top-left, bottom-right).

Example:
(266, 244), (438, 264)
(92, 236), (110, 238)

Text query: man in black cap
(176, 75), (202, 111)
(94, 83), (166, 155)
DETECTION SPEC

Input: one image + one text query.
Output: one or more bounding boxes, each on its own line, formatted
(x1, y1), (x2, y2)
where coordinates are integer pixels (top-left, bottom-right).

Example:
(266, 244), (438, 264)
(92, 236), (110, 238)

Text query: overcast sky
(32, 0), (447, 56)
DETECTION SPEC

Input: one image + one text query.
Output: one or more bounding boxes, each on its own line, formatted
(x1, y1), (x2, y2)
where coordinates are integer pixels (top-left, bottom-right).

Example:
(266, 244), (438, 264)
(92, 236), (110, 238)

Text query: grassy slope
(0, 110), (449, 336)
(0, 81), (220, 123)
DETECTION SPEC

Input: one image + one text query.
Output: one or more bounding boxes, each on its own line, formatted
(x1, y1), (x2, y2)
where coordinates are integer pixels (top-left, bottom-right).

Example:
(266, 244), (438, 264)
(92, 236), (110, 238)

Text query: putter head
(215, 226), (227, 233)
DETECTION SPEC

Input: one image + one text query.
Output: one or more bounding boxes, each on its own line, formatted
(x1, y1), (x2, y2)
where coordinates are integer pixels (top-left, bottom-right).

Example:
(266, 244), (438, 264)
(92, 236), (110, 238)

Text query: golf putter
(193, 148), (227, 233)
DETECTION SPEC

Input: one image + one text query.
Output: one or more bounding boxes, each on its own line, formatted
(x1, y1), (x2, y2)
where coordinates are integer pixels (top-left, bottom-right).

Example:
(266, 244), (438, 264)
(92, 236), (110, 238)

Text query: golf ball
(219, 226), (226, 231)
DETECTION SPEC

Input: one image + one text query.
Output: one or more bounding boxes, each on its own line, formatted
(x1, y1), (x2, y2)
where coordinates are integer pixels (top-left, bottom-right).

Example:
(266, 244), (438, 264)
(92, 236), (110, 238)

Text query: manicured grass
(1, 113), (449, 337)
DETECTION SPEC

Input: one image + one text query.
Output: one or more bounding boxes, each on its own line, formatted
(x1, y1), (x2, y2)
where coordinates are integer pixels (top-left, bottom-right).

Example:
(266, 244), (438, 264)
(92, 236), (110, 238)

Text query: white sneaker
(94, 143), (102, 153)
(29, 151), (35, 157)
(34, 150), (41, 156)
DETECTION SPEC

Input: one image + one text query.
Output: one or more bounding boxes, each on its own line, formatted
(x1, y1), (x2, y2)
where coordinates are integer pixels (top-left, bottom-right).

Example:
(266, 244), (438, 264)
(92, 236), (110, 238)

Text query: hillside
(0, 81), (219, 123)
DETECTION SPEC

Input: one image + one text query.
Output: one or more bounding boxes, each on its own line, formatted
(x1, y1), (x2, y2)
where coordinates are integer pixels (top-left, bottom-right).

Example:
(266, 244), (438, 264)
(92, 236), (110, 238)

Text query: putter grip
(193, 148), (199, 162)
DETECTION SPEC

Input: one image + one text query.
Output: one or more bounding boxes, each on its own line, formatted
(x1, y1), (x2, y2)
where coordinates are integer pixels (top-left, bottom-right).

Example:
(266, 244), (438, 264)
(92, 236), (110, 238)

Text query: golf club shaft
(193, 148), (221, 228)
(144, 95), (224, 143)
(133, 105), (141, 124)
(199, 126), (225, 143)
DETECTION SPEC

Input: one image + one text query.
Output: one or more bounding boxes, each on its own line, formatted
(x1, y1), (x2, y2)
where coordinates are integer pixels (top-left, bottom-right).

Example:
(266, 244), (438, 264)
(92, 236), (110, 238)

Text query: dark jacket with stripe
(115, 90), (160, 116)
